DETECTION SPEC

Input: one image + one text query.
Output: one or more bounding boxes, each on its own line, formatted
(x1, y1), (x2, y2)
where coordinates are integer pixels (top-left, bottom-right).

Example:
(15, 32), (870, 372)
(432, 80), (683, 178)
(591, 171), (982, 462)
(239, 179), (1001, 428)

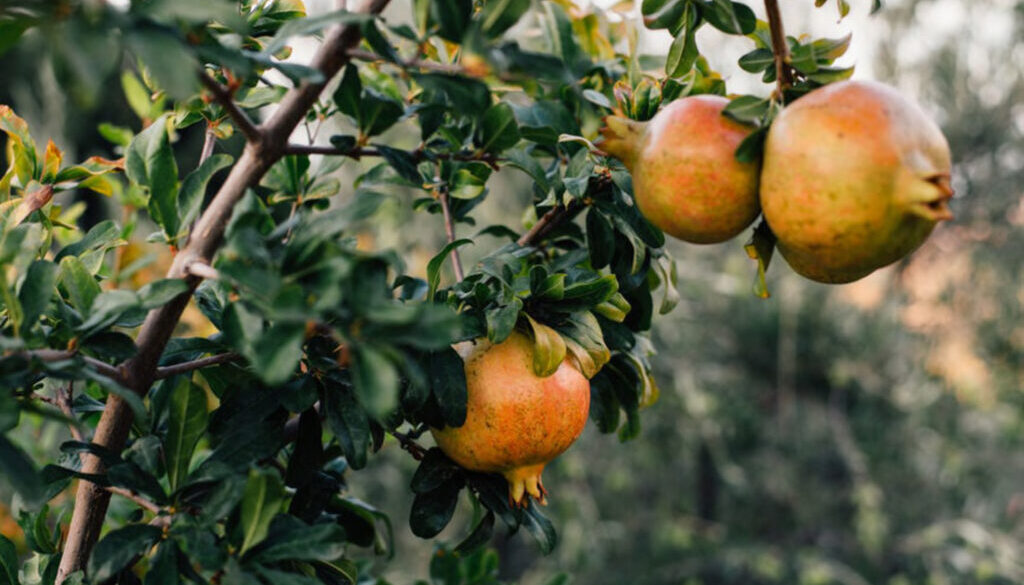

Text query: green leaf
(479, 0), (531, 37)
(431, 0), (473, 42)
(449, 168), (487, 200)
(245, 514), (348, 564)
(486, 298), (521, 344)
(429, 347), (468, 428)
(525, 314), (567, 377)
(701, 0), (756, 35)
(454, 511), (495, 554)
(476, 103), (521, 153)
(137, 278), (189, 310)
(811, 33), (852, 63)
(360, 91), (405, 137)
(75, 289), (141, 337)
(178, 154), (233, 236)
(521, 501), (557, 554)
(126, 28), (200, 101)
(414, 73), (492, 116)
(239, 468), (286, 555)
(0, 534), (17, 585)
(723, 95), (770, 124)
(427, 238), (474, 299)
(17, 260), (56, 337)
(98, 123), (134, 147)
(642, 0), (687, 31)
(586, 209), (615, 269)
(59, 256), (100, 313)
(411, 449), (462, 494)
(165, 379), (208, 492)
(88, 524), (163, 582)
(541, 2), (582, 68)
(351, 345), (400, 417)
(0, 436), (42, 506)
(262, 11), (370, 56)
(250, 323), (306, 386)
(410, 478), (462, 538)
(558, 311), (611, 379)
(323, 378), (371, 470)
(503, 148), (549, 192)
(734, 125), (768, 164)
(375, 145), (422, 185)
(665, 4), (699, 77)
(744, 219), (776, 299)
(738, 47), (775, 73)
(121, 71), (157, 122)
(126, 115), (179, 239)
(806, 66), (855, 84)
(143, 541), (179, 585)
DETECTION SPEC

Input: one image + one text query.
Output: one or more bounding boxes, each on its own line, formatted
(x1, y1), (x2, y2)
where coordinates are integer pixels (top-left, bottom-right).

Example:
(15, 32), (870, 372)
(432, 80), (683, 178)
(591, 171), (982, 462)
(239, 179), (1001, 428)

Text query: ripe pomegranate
(431, 332), (590, 507)
(599, 95), (761, 243)
(760, 80), (954, 284)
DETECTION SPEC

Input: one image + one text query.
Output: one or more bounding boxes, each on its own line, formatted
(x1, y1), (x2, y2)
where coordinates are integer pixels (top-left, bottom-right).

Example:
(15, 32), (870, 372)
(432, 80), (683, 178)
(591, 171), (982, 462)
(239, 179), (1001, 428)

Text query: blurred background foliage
(0, 0), (1021, 583)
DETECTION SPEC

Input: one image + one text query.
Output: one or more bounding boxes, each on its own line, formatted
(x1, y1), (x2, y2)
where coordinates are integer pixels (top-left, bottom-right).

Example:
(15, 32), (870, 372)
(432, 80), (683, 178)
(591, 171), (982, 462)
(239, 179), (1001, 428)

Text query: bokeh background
(1, 0), (1022, 583)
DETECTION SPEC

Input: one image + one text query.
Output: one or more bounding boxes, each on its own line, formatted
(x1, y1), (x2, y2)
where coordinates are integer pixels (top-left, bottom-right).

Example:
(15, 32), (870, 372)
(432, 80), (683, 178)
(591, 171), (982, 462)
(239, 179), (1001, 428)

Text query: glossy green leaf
(244, 514), (348, 564)
(525, 314), (567, 377)
(431, 0), (473, 42)
(137, 278), (189, 310)
(701, 0), (756, 35)
(723, 95), (770, 124)
(17, 260), (56, 337)
(165, 379), (208, 491)
(476, 103), (521, 153)
(410, 477), (462, 538)
(76, 290), (140, 336)
(178, 154), (233, 236)
(324, 379), (371, 470)
(427, 238), (474, 299)
(59, 256), (100, 313)
(88, 524), (163, 582)
(351, 344), (400, 417)
(126, 115), (179, 239)
(738, 47), (775, 73)
(143, 541), (179, 585)
(239, 469), (286, 555)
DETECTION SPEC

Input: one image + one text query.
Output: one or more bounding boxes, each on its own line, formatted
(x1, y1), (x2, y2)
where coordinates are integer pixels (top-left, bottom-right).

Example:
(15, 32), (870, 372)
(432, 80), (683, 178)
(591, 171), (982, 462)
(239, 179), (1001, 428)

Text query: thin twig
(282, 144), (502, 169)
(9, 349), (124, 382)
(105, 487), (162, 515)
(198, 71), (263, 144)
(764, 0), (794, 96)
(154, 353), (241, 380)
(346, 47), (466, 75)
(199, 124), (217, 164)
(57, 382), (84, 443)
(516, 199), (586, 247)
(390, 430), (427, 460)
(436, 164), (464, 282)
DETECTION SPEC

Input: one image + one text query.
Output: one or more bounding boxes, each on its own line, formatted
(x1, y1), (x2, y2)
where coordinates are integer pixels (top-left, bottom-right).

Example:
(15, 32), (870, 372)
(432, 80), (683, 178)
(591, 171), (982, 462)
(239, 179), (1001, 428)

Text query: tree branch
(764, 0), (794, 96)
(56, 2), (392, 580)
(282, 144), (502, 169)
(516, 199), (586, 248)
(345, 47), (466, 75)
(154, 353), (241, 380)
(436, 166), (464, 282)
(10, 349), (124, 382)
(198, 72), (263, 144)
(105, 486), (162, 515)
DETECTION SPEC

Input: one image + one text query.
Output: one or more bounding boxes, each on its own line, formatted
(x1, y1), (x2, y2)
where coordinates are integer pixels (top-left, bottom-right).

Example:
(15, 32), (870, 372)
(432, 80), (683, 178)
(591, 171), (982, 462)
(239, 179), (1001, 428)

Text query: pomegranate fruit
(760, 80), (954, 284)
(599, 95), (761, 243)
(431, 331), (590, 507)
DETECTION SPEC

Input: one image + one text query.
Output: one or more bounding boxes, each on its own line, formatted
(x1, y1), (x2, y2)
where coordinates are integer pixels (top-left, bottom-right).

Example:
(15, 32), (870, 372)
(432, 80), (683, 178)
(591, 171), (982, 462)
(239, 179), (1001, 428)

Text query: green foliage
(0, 0), (997, 583)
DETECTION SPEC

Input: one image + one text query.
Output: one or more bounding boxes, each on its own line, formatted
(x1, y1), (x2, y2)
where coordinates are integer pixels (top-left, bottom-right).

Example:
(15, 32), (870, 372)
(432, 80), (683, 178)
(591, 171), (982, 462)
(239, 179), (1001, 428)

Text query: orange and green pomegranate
(600, 95), (762, 244)
(431, 332), (590, 507)
(760, 80), (954, 284)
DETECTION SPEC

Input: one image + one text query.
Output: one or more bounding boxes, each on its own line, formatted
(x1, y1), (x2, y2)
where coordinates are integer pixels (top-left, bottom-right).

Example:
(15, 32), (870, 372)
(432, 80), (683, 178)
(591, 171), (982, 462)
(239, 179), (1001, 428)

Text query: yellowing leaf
(526, 314), (567, 377)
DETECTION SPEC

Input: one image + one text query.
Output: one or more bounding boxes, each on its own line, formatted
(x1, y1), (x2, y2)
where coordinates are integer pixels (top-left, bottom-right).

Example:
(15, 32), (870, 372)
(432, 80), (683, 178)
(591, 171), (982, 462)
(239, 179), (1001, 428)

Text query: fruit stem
(764, 0), (794, 97)
(598, 116), (645, 171)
